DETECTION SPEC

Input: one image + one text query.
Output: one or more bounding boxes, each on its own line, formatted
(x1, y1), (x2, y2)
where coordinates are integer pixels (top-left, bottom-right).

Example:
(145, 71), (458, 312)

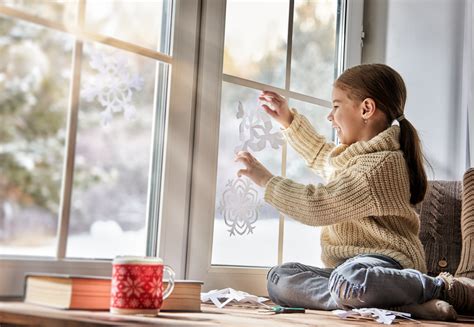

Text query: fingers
(235, 154), (250, 178)
(259, 90), (284, 101)
(258, 90), (288, 116)
(235, 151), (255, 165)
(237, 168), (248, 178)
(236, 151), (254, 160)
(258, 94), (283, 106)
(235, 151), (255, 178)
(260, 90), (285, 102)
(261, 104), (277, 118)
(234, 152), (273, 187)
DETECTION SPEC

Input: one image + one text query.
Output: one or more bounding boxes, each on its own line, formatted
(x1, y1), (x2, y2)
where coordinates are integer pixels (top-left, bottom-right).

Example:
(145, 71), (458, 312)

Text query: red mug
(110, 256), (175, 315)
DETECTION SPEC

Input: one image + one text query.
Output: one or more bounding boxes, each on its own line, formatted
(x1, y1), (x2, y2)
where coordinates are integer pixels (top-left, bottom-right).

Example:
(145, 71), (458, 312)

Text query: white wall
(363, 0), (467, 180)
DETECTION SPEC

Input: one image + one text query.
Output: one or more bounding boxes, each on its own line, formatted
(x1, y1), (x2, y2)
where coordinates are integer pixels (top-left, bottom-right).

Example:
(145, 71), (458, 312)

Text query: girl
(235, 64), (473, 320)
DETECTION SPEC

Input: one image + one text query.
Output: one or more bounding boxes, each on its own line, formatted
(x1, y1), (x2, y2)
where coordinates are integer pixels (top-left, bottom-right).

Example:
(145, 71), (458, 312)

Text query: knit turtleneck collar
(329, 125), (401, 168)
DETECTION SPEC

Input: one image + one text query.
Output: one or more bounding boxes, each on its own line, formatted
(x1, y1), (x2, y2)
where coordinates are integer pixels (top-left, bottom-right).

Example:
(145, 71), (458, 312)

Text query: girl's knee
(266, 265), (295, 307)
(266, 263), (299, 298)
(267, 262), (322, 307)
(266, 262), (307, 281)
(266, 279), (288, 306)
(329, 265), (370, 308)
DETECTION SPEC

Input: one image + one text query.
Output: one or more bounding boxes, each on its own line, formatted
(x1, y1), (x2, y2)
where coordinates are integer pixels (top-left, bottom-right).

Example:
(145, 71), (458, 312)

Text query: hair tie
(396, 114), (405, 122)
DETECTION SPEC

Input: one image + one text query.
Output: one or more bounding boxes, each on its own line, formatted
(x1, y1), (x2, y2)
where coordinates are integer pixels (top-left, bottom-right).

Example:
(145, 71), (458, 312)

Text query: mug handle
(162, 265), (175, 300)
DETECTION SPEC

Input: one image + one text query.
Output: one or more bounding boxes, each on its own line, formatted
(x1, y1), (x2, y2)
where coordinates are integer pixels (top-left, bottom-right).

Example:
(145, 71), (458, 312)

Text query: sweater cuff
(281, 109), (301, 139)
(264, 175), (285, 204)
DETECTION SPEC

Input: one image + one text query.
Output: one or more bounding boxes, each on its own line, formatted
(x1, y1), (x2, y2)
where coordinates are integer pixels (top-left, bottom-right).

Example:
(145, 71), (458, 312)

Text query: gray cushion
(416, 181), (462, 276)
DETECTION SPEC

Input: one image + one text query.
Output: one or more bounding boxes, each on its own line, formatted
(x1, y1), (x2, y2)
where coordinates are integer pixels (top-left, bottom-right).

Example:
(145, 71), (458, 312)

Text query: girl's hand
(235, 151), (274, 187)
(258, 90), (294, 129)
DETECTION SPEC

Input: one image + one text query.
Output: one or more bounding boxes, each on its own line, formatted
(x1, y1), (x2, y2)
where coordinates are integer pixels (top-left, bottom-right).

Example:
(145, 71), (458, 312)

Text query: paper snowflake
(218, 177), (262, 236)
(81, 48), (144, 126)
(234, 101), (284, 153)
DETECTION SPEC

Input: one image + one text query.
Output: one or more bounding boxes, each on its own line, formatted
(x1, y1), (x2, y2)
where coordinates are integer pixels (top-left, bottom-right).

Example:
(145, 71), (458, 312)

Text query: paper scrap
(201, 288), (269, 309)
(218, 177), (262, 236)
(82, 47), (144, 126)
(333, 308), (416, 325)
(234, 101), (284, 154)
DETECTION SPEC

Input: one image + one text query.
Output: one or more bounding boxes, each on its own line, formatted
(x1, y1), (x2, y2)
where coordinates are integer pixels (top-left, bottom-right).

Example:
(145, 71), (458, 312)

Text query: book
(23, 273), (111, 310)
(161, 280), (203, 312)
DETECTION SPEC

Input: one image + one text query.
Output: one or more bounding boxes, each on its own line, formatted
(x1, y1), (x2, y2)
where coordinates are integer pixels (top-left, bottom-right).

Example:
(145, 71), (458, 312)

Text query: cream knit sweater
(264, 111), (427, 272)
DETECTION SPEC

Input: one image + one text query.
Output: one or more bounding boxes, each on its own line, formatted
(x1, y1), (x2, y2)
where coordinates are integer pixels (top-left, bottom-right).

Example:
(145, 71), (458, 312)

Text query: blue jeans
(267, 254), (445, 310)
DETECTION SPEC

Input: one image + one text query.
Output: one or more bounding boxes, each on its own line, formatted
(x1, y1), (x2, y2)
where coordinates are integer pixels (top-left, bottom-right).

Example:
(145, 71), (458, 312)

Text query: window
(0, 0), (199, 296)
(188, 0), (363, 294)
(0, 0), (170, 259)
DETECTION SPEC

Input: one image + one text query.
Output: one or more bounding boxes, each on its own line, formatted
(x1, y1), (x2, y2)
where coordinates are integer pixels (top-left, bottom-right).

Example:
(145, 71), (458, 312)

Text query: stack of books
(23, 273), (204, 312)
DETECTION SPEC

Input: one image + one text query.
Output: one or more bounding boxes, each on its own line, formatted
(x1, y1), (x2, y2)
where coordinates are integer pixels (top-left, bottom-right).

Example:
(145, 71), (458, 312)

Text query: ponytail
(398, 119), (427, 204)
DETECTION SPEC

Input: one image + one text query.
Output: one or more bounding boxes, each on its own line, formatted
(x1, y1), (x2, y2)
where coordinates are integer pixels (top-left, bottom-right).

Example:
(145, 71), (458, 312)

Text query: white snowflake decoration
(234, 101), (284, 153)
(81, 48), (144, 126)
(218, 177), (262, 236)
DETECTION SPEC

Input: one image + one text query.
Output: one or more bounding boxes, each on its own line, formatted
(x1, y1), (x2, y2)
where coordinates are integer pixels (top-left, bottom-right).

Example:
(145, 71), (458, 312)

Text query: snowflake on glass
(81, 48), (144, 126)
(218, 177), (262, 236)
(234, 101), (284, 154)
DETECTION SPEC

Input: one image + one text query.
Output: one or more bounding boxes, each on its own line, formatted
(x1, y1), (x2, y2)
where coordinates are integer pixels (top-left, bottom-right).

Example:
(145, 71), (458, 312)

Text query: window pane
(282, 99), (332, 265)
(211, 82), (282, 267)
(223, 0), (289, 88)
(291, 0), (338, 100)
(0, 18), (72, 256)
(67, 43), (161, 259)
(85, 0), (167, 53)
(288, 98), (333, 139)
(1, 0), (77, 24)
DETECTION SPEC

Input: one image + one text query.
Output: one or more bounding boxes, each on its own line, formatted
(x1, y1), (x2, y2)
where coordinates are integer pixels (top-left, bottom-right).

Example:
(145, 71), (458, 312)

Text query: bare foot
(398, 299), (457, 321)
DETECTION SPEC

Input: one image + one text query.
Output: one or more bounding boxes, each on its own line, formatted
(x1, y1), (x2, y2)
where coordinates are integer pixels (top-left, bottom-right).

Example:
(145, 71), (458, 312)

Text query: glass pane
(223, 0), (289, 88)
(288, 98), (333, 139)
(1, 0), (77, 25)
(291, 0), (338, 100)
(282, 99), (332, 266)
(67, 43), (161, 259)
(85, 0), (167, 53)
(211, 82), (282, 267)
(0, 18), (72, 256)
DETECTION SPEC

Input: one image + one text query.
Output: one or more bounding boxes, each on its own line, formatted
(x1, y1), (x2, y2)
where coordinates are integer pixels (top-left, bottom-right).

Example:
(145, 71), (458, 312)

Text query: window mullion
(277, 0), (295, 266)
(222, 74), (331, 109)
(285, 0), (294, 92)
(335, 0), (346, 76)
(56, 0), (86, 259)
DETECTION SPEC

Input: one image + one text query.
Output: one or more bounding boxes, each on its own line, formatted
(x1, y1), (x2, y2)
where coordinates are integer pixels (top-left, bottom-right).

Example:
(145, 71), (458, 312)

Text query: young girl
(235, 64), (473, 320)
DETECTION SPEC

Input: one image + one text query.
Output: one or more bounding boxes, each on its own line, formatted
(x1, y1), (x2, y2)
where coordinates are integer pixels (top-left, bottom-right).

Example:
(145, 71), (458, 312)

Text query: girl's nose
(327, 111), (333, 122)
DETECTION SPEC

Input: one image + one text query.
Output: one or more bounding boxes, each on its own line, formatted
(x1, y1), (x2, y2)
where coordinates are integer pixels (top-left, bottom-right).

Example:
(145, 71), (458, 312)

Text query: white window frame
(186, 0), (364, 295)
(0, 0), (200, 297)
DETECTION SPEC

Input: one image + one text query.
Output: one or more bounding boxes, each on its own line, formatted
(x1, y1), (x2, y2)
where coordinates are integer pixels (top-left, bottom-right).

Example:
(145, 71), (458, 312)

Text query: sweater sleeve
(282, 110), (335, 177)
(264, 171), (377, 226)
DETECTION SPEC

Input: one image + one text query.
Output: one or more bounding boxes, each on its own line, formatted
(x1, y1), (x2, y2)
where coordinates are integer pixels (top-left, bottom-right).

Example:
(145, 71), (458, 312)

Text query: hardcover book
(161, 280), (203, 312)
(24, 273), (111, 310)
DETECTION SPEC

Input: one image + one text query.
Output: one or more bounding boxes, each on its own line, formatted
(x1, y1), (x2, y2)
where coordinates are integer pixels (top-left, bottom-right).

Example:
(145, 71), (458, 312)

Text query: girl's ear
(361, 98), (377, 119)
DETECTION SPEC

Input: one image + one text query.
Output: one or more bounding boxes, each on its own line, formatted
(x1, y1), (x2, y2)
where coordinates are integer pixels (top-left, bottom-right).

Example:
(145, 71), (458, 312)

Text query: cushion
(416, 180), (462, 276)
